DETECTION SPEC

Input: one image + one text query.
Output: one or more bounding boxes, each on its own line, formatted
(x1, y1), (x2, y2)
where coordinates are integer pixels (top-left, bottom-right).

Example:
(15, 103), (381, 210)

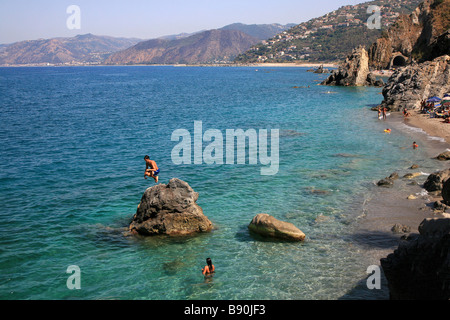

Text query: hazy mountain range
(0, 23), (295, 66)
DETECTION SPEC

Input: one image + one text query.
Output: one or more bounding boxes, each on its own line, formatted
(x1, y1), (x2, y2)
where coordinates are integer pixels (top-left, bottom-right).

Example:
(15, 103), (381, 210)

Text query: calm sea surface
(0, 66), (443, 299)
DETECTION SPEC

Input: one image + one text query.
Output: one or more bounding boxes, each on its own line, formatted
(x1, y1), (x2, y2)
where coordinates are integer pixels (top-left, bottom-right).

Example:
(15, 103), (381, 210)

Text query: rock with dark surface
(248, 213), (305, 241)
(442, 179), (450, 204)
(321, 46), (384, 87)
(129, 178), (213, 236)
(423, 168), (450, 192)
(436, 151), (450, 161)
(378, 55), (450, 111)
(381, 218), (450, 300)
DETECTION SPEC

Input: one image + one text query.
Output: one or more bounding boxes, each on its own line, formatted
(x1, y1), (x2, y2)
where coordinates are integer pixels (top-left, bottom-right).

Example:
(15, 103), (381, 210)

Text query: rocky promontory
(378, 55), (450, 111)
(320, 46), (384, 87)
(129, 178), (213, 236)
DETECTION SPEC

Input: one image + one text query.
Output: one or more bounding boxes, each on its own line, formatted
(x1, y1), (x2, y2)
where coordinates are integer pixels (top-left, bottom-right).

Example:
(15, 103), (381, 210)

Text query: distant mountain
(0, 34), (143, 65)
(157, 23), (295, 42)
(105, 29), (260, 65)
(219, 23), (297, 40)
(235, 0), (422, 63)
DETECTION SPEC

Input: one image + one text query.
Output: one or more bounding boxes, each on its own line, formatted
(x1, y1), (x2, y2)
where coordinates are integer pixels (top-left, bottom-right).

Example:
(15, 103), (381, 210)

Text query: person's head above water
(144, 155), (150, 160)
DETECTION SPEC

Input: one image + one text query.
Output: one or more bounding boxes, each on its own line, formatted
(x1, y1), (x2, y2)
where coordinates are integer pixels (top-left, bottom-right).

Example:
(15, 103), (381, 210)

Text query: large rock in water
(380, 218), (450, 300)
(129, 178), (213, 236)
(320, 46), (384, 87)
(248, 213), (305, 241)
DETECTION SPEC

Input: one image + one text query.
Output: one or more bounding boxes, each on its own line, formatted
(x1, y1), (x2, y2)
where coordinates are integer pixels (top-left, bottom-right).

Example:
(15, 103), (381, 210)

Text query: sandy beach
(405, 110), (450, 144)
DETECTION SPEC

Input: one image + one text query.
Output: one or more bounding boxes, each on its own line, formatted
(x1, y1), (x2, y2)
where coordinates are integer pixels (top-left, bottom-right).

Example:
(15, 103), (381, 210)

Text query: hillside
(0, 34), (142, 66)
(105, 29), (260, 65)
(235, 0), (422, 63)
(220, 23), (297, 40)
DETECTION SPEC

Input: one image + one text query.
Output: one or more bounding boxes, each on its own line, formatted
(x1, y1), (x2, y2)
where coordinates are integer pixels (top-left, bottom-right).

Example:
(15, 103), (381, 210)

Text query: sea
(0, 66), (448, 300)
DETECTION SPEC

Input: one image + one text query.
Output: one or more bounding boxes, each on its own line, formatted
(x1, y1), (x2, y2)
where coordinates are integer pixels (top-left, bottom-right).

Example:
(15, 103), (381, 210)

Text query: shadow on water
(347, 230), (403, 249)
(338, 270), (390, 300)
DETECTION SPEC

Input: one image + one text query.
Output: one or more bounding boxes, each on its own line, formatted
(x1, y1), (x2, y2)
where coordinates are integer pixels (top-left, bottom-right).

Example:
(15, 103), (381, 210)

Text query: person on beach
(412, 141), (418, 149)
(144, 155), (159, 183)
(382, 107), (387, 120)
(378, 107), (381, 119)
(202, 258), (215, 276)
(403, 107), (410, 117)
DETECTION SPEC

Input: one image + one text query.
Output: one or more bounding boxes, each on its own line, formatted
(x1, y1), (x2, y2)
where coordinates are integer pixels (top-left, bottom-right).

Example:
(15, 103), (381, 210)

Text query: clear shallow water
(0, 66), (444, 300)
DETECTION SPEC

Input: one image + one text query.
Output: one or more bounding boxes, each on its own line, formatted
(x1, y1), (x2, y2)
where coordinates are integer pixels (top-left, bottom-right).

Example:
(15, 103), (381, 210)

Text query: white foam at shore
(398, 123), (446, 143)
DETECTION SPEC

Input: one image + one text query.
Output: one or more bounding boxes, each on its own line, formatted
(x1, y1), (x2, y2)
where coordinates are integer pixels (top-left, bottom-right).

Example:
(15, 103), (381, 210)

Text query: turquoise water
(0, 66), (437, 300)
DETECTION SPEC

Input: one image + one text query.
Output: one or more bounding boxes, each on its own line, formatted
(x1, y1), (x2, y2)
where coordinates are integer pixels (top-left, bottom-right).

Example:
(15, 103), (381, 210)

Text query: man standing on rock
(144, 155), (160, 183)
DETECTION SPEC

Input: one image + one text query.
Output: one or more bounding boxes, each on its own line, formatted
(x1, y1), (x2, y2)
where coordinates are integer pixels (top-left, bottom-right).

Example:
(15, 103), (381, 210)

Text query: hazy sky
(0, 0), (368, 43)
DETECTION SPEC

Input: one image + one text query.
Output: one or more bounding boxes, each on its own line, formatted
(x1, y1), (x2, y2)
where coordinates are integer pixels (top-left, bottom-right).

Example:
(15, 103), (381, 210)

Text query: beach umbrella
(427, 96), (442, 102)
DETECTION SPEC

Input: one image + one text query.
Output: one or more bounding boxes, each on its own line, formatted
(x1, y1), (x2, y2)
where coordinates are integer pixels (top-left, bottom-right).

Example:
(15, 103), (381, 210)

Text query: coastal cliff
(322, 0), (450, 88)
(378, 54), (450, 111)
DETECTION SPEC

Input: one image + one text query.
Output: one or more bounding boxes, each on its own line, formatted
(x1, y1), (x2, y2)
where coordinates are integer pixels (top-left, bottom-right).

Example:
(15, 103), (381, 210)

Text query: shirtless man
(144, 155), (159, 183)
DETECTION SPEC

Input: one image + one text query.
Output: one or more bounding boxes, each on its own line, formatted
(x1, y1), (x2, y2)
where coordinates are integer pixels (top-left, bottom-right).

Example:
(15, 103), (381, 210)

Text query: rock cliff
(378, 55), (450, 111)
(380, 217), (450, 300)
(368, 0), (450, 69)
(129, 178), (213, 236)
(320, 46), (384, 87)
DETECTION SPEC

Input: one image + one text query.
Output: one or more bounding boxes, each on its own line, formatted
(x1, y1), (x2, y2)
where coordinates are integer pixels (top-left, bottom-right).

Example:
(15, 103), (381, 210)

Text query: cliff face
(106, 29), (259, 64)
(368, 0), (450, 69)
(379, 54), (450, 111)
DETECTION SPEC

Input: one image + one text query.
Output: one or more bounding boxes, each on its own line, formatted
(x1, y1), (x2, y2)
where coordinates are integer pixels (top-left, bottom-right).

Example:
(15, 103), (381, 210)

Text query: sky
(0, 0), (368, 44)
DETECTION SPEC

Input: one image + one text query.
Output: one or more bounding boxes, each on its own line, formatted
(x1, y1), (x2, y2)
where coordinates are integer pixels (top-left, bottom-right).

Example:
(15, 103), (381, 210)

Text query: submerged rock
(129, 178), (213, 236)
(381, 218), (450, 300)
(248, 213), (305, 241)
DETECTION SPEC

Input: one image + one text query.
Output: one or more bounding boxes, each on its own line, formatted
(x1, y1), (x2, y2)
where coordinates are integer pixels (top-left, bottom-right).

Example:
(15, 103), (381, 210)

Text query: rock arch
(390, 54), (408, 68)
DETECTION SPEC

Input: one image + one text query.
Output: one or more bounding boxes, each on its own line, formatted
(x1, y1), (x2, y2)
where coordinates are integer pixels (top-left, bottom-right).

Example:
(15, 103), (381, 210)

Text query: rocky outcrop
(423, 168), (450, 192)
(381, 218), (450, 300)
(378, 55), (450, 111)
(248, 213), (305, 241)
(321, 46), (384, 87)
(368, 0), (450, 70)
(129, 178), (213, 236)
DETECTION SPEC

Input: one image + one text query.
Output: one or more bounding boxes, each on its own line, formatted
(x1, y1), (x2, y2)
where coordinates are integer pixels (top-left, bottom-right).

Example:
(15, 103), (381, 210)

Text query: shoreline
(353, 110), (450, 276)
(0, 62), (340, 68)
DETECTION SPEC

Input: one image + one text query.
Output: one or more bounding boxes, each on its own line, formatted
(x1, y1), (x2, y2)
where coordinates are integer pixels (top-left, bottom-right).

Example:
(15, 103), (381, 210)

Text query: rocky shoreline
(358, 111), (450, 299)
